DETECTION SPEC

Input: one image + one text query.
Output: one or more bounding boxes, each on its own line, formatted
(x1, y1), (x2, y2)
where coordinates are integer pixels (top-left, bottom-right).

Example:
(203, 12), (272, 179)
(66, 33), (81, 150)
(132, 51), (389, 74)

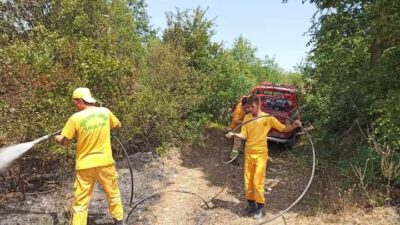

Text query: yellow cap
(72, 87), (96, 103)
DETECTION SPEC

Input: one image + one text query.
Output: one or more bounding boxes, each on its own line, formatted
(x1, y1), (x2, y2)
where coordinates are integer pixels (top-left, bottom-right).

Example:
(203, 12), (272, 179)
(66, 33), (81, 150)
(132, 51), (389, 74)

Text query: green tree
(127, 0), (156, 42)
(0, 0), (144, 151)
(301, 0), (400, 203)
(230, 35), (258, 64)
(163, 7), (219, 73)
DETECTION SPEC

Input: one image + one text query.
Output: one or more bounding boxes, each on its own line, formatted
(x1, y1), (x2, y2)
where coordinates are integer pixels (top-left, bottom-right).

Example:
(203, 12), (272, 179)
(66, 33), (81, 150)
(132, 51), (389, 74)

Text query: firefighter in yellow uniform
(226, 94), (301, 219)
(229, 96), (249, 161)
(54, 87), (125, 225)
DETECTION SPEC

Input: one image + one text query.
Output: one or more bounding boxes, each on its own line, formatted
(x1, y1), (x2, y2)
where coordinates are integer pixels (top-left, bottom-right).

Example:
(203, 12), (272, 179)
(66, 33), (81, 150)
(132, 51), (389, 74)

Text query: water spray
(0, 130), (61, 171)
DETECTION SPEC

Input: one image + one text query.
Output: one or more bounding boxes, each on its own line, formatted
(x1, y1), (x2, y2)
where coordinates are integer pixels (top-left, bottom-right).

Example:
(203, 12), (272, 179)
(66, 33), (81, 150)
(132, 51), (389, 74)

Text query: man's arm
(226, 132), (246, 140)
(55, 116), (75, 146)
(113, 122), (122, 129)
(54, 135), (71, 146)
(282, 120), (302, 132)
(109, 110), (122, 129)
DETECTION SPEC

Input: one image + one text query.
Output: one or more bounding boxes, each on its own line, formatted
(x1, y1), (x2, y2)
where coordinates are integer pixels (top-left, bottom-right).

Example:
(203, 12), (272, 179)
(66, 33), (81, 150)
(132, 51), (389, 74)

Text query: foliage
(0, 2), (301, 172)
(125, 41), (209, 148)
(163, 8), (302, 121)
(163, 7), (220, 73)
(302, 0), (400, 204)
(127, 0), (157, 41)
(1, 0), (398, 209)
(0, 0), (144, 154)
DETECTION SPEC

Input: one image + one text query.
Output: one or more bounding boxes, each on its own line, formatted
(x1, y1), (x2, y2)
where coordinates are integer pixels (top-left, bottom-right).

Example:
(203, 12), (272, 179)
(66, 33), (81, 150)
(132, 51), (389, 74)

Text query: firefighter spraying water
(53, 87), (126, 225)
(0, 88), (127, 225)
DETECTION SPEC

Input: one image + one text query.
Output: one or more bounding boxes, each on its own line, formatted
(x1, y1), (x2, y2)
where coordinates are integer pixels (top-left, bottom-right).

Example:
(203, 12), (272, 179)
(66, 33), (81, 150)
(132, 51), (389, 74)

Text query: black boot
(253, 203), (265, 219)
(114, 218), (126, 225)
(243, 200), (256, 217)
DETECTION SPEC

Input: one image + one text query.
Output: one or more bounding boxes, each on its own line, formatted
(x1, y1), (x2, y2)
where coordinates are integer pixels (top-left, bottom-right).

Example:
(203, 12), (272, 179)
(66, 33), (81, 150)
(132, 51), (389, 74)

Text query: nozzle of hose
(32, 129), (61, 144)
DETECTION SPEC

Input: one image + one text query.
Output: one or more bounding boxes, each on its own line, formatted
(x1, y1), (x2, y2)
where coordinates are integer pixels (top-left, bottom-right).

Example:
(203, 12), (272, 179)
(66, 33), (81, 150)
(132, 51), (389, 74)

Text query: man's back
(61, 107), (120, 170)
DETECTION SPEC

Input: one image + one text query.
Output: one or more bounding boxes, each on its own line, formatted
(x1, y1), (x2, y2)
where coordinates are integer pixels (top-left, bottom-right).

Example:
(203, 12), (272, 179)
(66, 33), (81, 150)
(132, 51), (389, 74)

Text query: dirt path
(1, 128), (399, 225)
(127, 128), (400, 225)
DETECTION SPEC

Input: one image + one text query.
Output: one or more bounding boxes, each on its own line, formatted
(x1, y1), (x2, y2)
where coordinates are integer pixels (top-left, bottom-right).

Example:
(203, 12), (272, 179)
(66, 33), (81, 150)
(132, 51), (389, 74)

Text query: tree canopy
(302, 0), (400, 205)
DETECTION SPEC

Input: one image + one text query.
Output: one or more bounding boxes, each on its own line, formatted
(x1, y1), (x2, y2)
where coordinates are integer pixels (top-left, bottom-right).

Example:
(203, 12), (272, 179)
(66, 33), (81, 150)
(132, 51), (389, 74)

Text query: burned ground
(0, 128), (399, 225)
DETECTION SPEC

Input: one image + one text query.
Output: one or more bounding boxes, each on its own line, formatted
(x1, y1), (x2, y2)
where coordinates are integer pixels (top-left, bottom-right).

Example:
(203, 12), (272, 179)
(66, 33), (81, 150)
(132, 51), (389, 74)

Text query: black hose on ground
(111, 134), (135, 208)
(257, 126), (315, 224)
(122, 114), (315, 224)
(125, 189), (212, 223)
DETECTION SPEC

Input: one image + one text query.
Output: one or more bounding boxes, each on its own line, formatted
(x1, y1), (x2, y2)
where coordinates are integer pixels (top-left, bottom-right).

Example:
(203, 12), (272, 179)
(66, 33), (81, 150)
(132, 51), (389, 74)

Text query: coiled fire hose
(220, 114), (316, 224)
(122, 114), (315, 224)
(259, 122), (315, 224)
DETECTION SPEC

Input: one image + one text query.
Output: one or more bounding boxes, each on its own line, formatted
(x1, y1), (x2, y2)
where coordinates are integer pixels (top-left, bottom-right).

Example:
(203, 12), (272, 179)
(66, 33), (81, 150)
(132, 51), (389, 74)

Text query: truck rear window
(263, 98), (291, 112)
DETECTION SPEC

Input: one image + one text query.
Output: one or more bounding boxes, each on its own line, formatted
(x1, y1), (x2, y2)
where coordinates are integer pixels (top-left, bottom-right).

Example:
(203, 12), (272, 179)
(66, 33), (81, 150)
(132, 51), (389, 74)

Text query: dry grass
(1, 128), (399, 225)
(126, 128), (400, 225)
(281, 206), (399, 225)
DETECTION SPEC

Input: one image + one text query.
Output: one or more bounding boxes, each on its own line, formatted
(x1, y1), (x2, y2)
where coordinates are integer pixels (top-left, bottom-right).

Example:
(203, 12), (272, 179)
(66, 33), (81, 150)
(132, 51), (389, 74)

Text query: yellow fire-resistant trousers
(244, 151), (268, 204)
(72, 164), (124, 225)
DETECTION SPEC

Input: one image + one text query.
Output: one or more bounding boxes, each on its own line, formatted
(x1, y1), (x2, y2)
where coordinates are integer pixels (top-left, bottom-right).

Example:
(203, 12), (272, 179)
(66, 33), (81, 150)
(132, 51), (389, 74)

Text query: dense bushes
(0, 1), (298, 157)
(124, 41), (210, 149)
(4, 0), (397, 208)
(0, 0), (143, 157)
(302, 0), (400, 205)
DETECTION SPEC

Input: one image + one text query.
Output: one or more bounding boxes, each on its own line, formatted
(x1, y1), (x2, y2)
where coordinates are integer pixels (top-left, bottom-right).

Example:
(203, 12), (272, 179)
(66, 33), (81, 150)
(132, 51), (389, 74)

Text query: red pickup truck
(250, 82), (300, 149)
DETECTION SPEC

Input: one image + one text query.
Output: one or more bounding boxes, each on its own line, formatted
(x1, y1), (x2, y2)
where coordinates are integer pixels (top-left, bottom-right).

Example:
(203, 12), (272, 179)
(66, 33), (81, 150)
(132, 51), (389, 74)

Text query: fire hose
(26, 131), (136, 208)
(33, 130), (62, 144)
(9, 117), (313, 224)
(257, 121), (315, 224)
(111, 134), (135, 208)
(0, 130), (136, 221)
(111, 135), (211, 224)
(220, 114), (316, 224)
(124, 115), (315, 224)
(257, 125), (314, 223)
